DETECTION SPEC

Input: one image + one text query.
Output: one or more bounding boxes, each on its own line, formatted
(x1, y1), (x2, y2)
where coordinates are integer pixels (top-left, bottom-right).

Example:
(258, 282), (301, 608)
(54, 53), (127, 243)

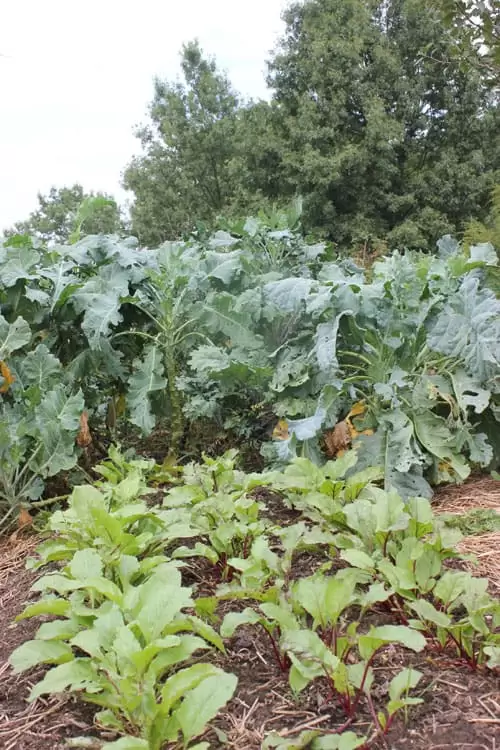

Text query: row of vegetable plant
(0, 219), (499, 530)
(10, 448), (500, 749)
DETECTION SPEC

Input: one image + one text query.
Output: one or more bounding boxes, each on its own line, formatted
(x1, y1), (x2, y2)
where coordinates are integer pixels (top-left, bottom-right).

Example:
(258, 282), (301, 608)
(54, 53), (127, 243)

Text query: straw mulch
(433, 475), (500, 594)
(433, 475), (500, 515)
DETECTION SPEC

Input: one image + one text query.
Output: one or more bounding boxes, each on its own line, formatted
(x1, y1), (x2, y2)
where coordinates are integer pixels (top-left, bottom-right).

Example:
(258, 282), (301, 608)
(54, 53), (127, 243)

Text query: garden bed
(1, 474), (499, 750)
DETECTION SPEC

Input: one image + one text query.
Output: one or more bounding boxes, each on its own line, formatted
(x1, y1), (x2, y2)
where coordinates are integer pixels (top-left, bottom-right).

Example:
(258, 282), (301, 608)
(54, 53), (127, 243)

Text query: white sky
(0, 0), (287, 228)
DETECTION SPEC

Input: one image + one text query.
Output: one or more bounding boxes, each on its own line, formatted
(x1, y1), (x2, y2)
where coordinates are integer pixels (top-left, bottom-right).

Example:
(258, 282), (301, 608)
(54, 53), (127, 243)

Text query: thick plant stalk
(164, 346), (184, 457)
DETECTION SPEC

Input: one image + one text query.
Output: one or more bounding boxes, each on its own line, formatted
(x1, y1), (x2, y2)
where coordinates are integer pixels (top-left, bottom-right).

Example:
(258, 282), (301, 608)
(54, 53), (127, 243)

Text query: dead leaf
(345, 402), (374, 440)
(0, 360), (15, 393)
(77, 411), (92, 447)
(18, 508), (33, 528)
(324, 421), (351, 458)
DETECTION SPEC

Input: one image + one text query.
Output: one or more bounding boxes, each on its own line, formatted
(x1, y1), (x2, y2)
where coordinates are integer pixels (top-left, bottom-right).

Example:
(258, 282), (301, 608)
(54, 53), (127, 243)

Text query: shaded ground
(1, 475), (499, 750)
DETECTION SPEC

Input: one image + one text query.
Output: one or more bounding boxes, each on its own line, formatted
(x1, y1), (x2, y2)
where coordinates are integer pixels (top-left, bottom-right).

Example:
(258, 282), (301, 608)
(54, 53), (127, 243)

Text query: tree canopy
(429, 0), (500, 85)
(121, 1), (499, 252)
(123, 41), (242, 247)
(4, 184), (122, 244)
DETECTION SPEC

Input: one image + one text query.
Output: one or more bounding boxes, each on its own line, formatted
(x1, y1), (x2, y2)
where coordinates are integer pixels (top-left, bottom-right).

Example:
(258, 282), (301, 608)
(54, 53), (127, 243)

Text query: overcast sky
(0, 0), (287, 228)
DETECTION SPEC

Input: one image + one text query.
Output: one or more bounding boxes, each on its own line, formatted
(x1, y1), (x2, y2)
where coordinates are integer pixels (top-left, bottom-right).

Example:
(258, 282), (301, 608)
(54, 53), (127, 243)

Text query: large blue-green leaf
(71, 264), (131, 348)
(428, 276), (500, 382)
(469, 243), (497, 266)
(270, 347), (310, 392)
(203, 249), (242, 283)
(450, 369), (491, 414)
(264, 278), (313, 312)
(352, 411), (432, 498)
(0, 315), (31, 357)
(413, 411), (470, 480)
(68, 235), (143, 271)
(0, 246), (40, 287)
(315, 312), (351, 374)
(203, 293), (263, 350)
(208, 230), (239, 250)
(38, 258), (79, 311)
(67, 339), (125, 382)
(35, 385), (84, 433)
(436, 235), (460, 259)
(127, 345), (167, 433)
(458, 428), (493, 466)
(189, 345), (231, 374)
(30, 386), (85, 476)
(286, 404), (326, 443)
(16, 344), (62, 389)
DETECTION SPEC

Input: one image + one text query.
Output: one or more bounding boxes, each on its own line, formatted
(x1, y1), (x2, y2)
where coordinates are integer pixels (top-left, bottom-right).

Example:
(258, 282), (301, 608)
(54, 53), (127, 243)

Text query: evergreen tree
(266, 0), (499, 249)
(123, 41), (241, 245)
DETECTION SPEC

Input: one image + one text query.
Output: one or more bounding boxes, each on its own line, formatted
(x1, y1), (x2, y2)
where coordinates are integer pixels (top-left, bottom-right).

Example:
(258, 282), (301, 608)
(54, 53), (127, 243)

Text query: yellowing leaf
(0, 360), (15, 393)
(347, 401), (366, 419)
(349, 425), (374, 439)
(345, 402), (370, 440)
(116, 393), (127, 416)
(273, 419), (290, 440)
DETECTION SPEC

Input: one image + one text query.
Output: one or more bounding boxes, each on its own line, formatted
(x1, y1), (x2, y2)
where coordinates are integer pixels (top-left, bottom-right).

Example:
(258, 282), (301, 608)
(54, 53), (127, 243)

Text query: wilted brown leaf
(76, 411), (92, 447)
(324, 421), (351, 458)
(17, 508), (33, 529)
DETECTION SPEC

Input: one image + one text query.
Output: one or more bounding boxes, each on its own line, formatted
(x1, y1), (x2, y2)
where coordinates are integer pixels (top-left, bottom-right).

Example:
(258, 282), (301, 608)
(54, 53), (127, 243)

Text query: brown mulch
(209, 632), (500, 750)
(0, 475), (499, 750)
(0, 535), (96, 750)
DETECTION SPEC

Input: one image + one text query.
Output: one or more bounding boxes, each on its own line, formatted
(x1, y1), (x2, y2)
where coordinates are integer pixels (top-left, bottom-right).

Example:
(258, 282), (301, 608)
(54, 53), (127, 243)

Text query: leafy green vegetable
(10, 565), (236, 750)
(1, 223), (498, 489)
